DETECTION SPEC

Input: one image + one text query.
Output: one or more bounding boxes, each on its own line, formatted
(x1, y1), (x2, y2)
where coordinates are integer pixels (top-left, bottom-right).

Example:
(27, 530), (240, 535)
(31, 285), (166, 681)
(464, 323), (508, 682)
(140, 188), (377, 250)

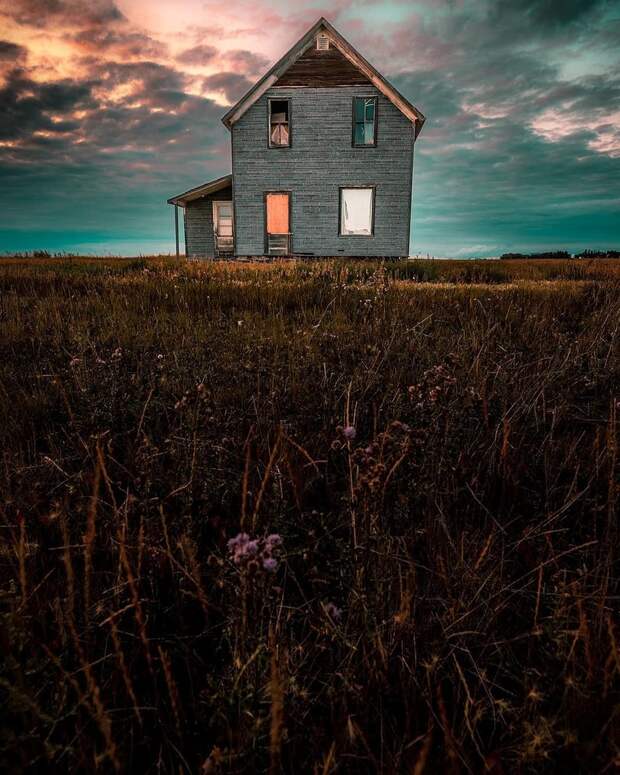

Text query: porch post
(174, 205), (179, 258)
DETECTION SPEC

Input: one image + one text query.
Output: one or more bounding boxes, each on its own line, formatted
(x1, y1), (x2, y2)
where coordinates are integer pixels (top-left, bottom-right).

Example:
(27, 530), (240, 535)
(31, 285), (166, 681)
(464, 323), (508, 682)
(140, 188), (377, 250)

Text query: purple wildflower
(227, 532), (251, 564)
(325, 602), (342, 622)
(227, 532), (249, 551)
(227, 532), (283, 573)
(343, 426), (356, 441)
(264, 533), (282, 552)
(262, 557), (278, 573)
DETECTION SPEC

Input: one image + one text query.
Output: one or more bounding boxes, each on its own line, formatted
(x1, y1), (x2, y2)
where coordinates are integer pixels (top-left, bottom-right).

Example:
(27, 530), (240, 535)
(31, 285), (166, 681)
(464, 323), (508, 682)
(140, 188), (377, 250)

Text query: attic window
(316, 34), (330, 50)
(268, 99), (290, 147)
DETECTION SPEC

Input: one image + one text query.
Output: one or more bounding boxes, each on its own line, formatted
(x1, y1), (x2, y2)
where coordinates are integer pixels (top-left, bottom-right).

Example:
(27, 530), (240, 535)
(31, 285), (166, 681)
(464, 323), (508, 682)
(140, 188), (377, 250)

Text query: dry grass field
(1, 257), (619, 773)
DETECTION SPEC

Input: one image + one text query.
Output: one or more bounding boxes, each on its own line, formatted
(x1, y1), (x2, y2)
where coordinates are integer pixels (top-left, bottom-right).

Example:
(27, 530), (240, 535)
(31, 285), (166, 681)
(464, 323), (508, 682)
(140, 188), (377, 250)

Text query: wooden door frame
(212, 200), (235, 254)
(264, 190), (292, 254)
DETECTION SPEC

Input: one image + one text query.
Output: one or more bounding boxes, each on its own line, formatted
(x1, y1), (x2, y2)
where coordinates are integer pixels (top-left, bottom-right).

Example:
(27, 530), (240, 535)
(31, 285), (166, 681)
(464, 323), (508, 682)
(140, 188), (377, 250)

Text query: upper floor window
(352, 96), (377, 147)
(269, 99), (290, 147)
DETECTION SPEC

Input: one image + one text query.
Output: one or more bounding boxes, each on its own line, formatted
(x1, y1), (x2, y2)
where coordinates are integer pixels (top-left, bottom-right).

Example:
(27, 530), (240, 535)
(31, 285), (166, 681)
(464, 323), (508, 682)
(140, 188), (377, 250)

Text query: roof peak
(221, 17), (425, 135)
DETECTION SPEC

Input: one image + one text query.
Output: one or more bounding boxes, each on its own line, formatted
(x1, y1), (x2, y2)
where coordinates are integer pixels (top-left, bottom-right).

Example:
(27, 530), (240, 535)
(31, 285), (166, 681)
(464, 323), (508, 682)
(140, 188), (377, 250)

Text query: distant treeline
(501, 250), (620, 260)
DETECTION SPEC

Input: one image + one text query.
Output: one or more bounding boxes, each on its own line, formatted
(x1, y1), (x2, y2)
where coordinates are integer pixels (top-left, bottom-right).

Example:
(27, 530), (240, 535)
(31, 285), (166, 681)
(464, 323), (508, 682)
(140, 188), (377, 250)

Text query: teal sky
(0, 0), (618, 257)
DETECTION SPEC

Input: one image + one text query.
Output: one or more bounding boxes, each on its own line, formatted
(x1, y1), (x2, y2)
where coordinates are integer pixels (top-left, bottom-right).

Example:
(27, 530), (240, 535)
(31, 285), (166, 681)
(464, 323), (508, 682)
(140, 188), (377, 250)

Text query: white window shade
(340, 188), (374, 235)
(270, 122), (289, 146)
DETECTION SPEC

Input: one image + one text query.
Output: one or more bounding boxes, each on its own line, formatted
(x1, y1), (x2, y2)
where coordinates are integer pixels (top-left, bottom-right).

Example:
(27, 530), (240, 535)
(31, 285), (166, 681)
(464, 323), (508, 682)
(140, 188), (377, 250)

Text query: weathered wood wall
(275, 46), (372, 87)
(231, 86), (414, 257)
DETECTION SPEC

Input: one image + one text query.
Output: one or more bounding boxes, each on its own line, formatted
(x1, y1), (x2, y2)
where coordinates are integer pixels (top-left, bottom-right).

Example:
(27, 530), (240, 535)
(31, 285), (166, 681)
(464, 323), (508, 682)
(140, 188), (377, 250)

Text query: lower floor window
(340, 187), (374, 236)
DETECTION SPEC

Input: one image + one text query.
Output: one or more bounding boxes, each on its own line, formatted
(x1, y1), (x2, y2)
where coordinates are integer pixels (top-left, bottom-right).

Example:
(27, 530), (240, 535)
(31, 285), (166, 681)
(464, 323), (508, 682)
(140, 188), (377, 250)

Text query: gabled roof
(221, 17), (426, 138)
(167, 174), (232, 206)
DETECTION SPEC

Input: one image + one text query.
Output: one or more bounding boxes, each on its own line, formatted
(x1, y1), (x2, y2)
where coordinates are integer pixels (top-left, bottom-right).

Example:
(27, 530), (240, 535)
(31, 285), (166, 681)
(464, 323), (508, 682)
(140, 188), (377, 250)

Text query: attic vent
(316, 34), (330, 51)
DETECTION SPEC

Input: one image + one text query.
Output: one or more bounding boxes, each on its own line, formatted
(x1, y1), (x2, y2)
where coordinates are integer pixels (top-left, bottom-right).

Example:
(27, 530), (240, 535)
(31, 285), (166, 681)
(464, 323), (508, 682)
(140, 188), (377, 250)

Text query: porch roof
(167, 174), (232, 206)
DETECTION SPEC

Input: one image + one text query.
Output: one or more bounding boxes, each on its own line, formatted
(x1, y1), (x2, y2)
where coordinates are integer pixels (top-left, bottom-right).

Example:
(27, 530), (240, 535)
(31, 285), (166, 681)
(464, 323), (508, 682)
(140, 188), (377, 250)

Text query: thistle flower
(227, 532), (251, 564)
(324, 602), (342, 622)
(264, 533), (282, 552)
(227, 532), (282, 573)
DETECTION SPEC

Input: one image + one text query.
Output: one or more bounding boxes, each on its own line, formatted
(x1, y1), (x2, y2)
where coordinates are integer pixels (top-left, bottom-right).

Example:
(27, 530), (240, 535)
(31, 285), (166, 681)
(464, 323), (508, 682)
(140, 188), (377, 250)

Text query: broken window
(340, 187), (374, 236)
(269, 99), (290, 147)
(353, 97), (377, 146)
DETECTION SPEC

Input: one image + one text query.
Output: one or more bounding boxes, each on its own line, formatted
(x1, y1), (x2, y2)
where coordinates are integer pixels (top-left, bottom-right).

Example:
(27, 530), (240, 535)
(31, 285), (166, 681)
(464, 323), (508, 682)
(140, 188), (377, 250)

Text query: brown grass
(0, 256), (619, 773)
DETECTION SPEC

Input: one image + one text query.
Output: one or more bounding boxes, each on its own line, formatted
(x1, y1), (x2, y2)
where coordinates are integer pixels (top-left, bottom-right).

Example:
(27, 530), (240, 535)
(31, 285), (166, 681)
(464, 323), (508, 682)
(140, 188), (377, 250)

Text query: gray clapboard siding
(231, 86), (414, 256)
(184, 186), (232, 258)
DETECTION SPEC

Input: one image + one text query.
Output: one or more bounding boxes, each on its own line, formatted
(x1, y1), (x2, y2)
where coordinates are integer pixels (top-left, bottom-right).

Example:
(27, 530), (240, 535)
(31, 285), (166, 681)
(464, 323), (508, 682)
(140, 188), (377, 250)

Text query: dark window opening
(353, 96), (377, 146)
(269, 99), (290, 147)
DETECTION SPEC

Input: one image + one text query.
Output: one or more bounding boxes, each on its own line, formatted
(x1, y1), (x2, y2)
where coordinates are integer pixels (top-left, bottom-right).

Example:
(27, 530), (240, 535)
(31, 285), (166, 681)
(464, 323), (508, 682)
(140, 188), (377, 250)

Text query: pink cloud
(531, 107), (620, 158)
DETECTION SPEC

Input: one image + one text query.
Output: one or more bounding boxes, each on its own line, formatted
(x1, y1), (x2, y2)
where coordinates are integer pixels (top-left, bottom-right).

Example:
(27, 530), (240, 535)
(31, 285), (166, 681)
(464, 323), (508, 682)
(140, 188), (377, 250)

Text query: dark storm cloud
(490, 0), (606, 30)
(0, 40), (27, 61)
(71, 27), (167, 59)
(176, 44), (218, 66)
(223, 49), (270, 75)
(95, 60), (187, 94)
(203, 71), (253, 102)
(0, 68), (93, 140)
(0, 51), (225, 164)
(6, 0), (124, 28)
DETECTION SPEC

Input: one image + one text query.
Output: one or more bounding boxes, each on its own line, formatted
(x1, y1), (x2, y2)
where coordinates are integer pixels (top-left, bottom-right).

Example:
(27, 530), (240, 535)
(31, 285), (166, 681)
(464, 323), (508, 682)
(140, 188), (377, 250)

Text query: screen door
(213, 201), (234, 254)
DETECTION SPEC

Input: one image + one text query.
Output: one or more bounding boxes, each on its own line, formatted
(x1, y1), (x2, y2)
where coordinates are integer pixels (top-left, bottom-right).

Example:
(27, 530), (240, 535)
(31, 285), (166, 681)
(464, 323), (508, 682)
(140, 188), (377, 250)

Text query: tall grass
(0, 258), (618, 773)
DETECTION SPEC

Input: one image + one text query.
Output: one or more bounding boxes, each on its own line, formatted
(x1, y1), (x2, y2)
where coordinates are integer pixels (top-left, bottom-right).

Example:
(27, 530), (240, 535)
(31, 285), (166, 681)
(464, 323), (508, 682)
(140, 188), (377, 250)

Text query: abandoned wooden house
(167, 17), (425, 258)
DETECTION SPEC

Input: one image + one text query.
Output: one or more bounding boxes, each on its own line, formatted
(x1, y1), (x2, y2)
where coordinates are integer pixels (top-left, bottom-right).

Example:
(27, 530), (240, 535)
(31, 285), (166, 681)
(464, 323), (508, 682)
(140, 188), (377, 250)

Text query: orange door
(266, 193), (290, 234)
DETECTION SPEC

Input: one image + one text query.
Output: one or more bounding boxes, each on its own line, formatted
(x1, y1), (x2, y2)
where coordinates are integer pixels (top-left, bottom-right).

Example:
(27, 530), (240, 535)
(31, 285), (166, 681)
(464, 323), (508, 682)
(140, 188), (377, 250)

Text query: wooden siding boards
(231, 86), (414, 257)
(184, 185), (232, 258)
(274, 46), (372, 87)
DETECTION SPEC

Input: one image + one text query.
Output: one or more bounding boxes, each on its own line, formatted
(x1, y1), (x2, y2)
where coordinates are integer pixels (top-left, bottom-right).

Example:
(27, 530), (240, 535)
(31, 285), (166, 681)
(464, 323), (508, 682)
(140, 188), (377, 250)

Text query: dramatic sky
(0, 0), (619, 257)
